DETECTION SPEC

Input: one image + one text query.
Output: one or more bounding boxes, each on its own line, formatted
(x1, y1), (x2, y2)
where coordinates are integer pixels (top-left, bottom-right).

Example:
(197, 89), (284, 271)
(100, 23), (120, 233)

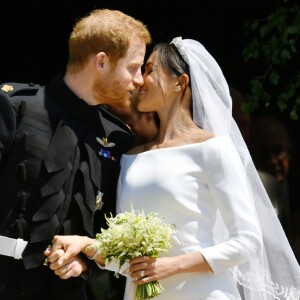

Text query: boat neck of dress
(123, 135), (226, 157)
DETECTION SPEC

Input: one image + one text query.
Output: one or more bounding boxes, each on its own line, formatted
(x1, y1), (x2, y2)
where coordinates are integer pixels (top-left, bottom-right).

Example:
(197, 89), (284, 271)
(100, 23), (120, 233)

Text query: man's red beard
(92, 73), (131, 108)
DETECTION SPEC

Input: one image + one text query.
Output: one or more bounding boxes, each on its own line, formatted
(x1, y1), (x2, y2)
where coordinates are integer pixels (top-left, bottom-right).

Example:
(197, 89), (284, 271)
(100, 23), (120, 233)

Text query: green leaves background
(242, 2), (300, 120)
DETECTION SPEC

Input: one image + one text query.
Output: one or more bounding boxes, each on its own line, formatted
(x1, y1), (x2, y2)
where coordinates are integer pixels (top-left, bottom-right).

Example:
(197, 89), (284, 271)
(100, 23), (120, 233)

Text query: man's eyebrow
(130, 61), (144, 67)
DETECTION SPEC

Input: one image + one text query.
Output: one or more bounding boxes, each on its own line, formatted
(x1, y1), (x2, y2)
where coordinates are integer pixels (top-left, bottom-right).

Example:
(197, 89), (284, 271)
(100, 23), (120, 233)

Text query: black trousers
(0, 256), (87, 300)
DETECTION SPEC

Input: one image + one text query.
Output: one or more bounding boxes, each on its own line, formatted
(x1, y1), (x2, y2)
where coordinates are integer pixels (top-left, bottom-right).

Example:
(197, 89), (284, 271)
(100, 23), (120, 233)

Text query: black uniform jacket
(0, 75), (135, 299)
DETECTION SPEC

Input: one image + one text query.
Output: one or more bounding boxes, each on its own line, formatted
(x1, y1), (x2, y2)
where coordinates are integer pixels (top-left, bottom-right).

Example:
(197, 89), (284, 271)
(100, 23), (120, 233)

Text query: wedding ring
(43, 258), (49, 266)
(140, 270), (145, 278)
(64, 264), (69, 271)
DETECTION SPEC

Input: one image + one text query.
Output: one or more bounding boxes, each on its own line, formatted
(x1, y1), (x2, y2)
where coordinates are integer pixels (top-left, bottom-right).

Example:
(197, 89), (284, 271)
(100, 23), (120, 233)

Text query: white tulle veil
(170, 37), (300, 300)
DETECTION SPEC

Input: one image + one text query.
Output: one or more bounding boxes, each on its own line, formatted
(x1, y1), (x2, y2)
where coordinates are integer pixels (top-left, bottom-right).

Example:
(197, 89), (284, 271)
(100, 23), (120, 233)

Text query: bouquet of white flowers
(93, 208), (175, 300)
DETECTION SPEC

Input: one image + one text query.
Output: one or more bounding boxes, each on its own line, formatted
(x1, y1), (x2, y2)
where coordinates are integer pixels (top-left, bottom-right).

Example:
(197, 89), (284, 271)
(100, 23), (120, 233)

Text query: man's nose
(133, 70), (144, 86)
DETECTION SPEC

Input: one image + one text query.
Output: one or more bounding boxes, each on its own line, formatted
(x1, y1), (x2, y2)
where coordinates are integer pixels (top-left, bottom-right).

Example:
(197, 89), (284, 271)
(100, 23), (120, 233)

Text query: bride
(46, 37), (300, 300)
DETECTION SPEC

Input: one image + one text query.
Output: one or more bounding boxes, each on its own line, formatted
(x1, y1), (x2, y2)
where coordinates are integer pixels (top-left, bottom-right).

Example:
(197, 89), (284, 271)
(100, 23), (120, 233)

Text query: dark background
(0, 0), (282, 91)
(0, 0), (299, 292)
(0, 0), (299, 205)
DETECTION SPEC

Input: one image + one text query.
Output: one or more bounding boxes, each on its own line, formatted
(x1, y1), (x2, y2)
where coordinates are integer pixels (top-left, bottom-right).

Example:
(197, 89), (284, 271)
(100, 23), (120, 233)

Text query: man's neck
(63, 71), (96, 105)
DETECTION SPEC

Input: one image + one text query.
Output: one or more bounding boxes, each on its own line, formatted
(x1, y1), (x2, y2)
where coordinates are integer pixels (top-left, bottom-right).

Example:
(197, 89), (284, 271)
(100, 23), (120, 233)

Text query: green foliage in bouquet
(94, 208), (176, 300)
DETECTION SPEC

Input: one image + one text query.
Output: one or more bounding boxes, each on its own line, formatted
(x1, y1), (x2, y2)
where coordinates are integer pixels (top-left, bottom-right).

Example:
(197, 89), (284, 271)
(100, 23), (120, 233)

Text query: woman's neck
(157, 108), (198, 142)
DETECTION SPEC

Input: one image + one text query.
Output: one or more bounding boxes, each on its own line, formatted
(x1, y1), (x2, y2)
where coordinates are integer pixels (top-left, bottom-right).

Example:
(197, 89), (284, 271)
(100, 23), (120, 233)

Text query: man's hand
(44, 246), (88, 279)
(43, 235), (93, 279)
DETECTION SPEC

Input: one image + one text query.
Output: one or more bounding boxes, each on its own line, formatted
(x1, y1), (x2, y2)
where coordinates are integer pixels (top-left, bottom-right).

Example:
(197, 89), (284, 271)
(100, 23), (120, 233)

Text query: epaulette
(0, 82), (40, 97)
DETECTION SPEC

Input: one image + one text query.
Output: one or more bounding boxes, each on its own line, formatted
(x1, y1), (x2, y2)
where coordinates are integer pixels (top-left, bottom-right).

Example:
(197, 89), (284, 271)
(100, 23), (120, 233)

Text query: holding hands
(44, 235), (97, 279)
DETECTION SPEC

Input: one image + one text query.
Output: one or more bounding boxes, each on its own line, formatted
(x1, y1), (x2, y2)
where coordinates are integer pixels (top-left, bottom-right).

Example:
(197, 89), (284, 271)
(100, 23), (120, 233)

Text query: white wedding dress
(116, 135), (262, 300)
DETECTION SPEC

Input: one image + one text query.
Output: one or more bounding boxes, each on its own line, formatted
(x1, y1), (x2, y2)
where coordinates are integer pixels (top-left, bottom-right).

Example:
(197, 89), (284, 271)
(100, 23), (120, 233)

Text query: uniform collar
(46, 73), (99, 123)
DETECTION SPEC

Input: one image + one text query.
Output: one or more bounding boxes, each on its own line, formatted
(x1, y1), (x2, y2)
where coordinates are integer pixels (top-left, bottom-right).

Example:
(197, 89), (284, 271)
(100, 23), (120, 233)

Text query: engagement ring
(140, 270), (145, 278)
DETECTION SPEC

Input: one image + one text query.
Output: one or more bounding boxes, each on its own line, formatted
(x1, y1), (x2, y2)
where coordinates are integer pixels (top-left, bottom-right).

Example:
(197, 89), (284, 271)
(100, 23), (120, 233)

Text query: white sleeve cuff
(95, 258), (130, 277)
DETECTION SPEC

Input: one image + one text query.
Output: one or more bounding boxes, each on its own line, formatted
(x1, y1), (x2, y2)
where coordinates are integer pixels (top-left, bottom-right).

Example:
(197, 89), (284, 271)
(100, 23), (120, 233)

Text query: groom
(0, 8), (151, 300)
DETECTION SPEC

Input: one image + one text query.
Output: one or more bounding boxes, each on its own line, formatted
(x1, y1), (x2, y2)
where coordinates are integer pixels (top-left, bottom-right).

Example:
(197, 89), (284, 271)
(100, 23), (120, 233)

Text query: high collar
(45, 73), (99, 123)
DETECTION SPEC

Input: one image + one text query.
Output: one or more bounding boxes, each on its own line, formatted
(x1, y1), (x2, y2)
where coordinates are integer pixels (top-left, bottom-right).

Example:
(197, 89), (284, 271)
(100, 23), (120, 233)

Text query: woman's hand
(44, 247), (88, 279)
(44, 235), (95, 266)
(129, 256), (179, 285)
(129, 252), (212, 285)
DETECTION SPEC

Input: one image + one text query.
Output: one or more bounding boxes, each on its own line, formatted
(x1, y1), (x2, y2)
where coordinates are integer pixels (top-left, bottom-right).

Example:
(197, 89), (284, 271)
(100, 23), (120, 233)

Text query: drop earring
(175, 87), (179, 93)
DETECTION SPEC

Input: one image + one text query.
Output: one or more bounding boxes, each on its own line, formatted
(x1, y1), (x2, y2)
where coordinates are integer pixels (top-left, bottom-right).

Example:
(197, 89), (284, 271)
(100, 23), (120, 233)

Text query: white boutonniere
(96, 137), (116, 148)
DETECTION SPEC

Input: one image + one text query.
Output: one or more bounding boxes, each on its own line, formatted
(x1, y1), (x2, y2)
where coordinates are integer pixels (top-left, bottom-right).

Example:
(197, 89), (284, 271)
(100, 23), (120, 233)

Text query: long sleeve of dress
(200, 137), (263, 274)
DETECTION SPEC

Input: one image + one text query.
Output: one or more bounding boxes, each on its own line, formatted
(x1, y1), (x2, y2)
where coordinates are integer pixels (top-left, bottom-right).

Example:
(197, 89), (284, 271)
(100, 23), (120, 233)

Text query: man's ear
(95, 52), (106, 70)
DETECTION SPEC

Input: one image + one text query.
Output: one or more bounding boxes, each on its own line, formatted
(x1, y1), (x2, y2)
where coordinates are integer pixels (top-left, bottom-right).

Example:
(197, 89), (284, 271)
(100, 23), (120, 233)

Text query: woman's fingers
(129, 256), (176, 284)
(129, 257), (156, 283)
(54, 262), (70, 277)
(43, 236), (89, 279)
(130, 256), (154, 265)
(54, 258), (86, 279)
(48, 249), (66, 269)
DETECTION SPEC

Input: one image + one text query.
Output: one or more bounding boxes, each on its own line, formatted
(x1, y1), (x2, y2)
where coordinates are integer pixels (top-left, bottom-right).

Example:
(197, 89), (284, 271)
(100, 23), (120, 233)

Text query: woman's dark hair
(152, 43), (192, 114)
(152, 43), (190, 80)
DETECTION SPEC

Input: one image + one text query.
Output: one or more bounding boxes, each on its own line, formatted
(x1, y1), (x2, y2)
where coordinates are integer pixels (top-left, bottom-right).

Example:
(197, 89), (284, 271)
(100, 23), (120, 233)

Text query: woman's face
(137, 52), (175, 113)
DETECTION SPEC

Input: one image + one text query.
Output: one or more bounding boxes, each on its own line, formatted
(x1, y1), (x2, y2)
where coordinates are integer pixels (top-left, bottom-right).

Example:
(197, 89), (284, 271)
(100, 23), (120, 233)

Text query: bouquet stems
(135, 281), (164, 300)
